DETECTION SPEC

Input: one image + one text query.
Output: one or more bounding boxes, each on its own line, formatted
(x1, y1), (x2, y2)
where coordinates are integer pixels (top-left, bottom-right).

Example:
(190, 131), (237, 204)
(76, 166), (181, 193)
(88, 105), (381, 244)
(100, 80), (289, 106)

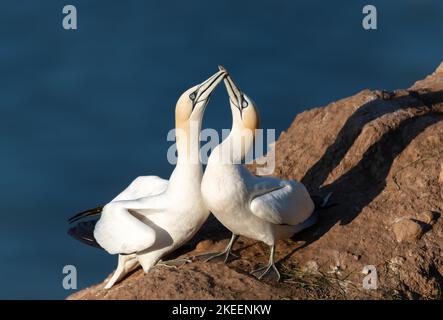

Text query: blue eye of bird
(189, 92), (196, 100)
(242, 100), (248, 108)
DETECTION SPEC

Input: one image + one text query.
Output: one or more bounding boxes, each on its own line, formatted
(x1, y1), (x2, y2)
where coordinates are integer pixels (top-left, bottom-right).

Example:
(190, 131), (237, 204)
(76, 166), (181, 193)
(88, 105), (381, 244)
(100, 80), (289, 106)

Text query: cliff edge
(69, 63), (443, 300)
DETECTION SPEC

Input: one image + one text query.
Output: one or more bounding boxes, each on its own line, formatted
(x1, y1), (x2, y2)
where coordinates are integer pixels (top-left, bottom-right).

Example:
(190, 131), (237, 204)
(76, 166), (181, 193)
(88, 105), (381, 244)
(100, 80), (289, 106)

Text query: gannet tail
(68, 220), (103, 249)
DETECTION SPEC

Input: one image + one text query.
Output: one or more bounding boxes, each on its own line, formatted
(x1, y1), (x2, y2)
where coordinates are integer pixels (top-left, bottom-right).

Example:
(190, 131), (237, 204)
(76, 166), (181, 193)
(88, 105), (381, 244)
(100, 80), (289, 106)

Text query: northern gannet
(201, 67), (317, 280)
(68, 69), (227, 288)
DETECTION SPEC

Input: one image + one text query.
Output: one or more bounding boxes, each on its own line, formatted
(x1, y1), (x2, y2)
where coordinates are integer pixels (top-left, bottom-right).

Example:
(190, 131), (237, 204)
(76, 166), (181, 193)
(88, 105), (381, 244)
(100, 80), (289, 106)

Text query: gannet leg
(203, 233), (239, 263)
(104, 253), (139, 289)
(250, 245), (281, 281)
(157, 257), (192, 268)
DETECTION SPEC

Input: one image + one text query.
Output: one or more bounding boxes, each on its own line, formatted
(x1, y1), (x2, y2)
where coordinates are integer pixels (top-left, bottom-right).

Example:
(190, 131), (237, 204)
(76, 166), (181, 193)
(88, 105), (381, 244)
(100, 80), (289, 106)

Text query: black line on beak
(195, 71), (226, 106)
(225, 76), (244, 119)
(225, 78), (239, 109)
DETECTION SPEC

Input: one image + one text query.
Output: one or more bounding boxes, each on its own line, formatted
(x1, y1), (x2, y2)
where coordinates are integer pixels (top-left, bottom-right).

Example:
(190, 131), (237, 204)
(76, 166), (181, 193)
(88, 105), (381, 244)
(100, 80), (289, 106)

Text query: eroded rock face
(392, 218), (424, 243)
(69, 63), (443, 300)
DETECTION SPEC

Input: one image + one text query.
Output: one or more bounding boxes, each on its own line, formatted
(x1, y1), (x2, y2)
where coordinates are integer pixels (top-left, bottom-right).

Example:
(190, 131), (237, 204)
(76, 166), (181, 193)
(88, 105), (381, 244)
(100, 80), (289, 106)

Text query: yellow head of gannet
(175, 70), (226, 164)
(219, 65), (260, 135)
(176, 69), (227, 131)
(211, 65), (260, 163)
(174, 69), (227, 162)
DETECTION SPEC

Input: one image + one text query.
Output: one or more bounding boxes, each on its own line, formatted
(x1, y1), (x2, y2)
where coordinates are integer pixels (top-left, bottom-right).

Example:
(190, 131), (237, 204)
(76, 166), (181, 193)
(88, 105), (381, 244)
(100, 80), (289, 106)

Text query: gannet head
(175, 69), (227, 130)
(218, 65), (260, 134)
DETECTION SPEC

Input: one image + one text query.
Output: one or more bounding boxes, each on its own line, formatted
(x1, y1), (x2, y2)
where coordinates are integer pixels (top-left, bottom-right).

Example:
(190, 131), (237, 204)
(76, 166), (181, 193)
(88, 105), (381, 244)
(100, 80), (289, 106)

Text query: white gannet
(201, 67), (318, 280)
(68, 69), (227, 288)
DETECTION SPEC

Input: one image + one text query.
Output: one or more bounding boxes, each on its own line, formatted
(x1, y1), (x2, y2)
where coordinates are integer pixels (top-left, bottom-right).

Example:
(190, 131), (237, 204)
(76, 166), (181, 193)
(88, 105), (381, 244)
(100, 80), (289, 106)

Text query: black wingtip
(68, 220), (103, 250)
(68, 206), (103, 224)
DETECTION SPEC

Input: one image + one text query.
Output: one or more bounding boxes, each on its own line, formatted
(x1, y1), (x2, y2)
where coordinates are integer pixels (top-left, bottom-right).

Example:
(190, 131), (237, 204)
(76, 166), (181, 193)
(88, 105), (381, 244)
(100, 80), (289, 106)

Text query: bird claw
(198, 234), (239, 263)
(157, 257), (192, 268)
(250, 263), (281, 281)
(202, 250), (238, 263)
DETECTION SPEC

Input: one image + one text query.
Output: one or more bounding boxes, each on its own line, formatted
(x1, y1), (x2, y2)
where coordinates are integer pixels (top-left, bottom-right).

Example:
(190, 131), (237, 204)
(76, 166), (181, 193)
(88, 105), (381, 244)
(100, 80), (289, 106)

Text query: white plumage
(69, 69), (227, 288)
(250, 178), (314, 226)
(201, 69), (316, 280)
(93, 176), (167, 255)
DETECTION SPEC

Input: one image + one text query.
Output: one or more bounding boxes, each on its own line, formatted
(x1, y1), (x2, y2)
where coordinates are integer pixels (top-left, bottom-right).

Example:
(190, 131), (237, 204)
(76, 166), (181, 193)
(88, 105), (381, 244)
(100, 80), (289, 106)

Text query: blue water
(0, 0), (442, 299)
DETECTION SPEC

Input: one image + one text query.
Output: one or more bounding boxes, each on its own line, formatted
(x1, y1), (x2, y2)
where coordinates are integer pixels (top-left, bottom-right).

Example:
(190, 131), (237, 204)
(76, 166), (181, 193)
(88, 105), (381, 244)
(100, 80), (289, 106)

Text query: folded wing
(93, 204), (157, 255)
(68, 175), (168, 250)
(249, 178), (314, 226)
(111, 175), (168, 202)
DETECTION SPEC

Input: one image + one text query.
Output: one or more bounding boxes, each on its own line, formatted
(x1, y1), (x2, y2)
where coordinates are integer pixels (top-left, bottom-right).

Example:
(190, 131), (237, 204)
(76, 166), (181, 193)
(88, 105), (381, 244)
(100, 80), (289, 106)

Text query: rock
(194, 240), (216, 252)
(68, 62), (443, 300)
(439, 163), (443, 183)
(392, 218), (424, 242)
(68, 263), (283, 300)
(418, 211), (436, 225)
(302, 260), (319, 274)
(389, 256), (406, 272)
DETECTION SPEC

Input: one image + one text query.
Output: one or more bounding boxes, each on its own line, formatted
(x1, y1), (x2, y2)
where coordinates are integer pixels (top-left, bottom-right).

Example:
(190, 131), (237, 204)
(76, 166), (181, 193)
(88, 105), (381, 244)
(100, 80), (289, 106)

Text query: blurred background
(0, 0), (442, 299)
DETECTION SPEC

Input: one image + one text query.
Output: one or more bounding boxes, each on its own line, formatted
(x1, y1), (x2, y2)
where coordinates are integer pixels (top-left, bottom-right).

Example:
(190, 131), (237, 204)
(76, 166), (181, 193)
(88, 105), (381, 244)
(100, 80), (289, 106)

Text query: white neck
(209, 119), (255, 166)
(175, 117), (203, 166)
(168, 117), (203, 192)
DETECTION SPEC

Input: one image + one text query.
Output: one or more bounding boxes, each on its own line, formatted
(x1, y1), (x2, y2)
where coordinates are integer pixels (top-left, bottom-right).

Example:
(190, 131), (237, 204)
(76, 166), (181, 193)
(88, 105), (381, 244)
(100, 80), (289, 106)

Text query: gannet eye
(242, 100), (248, 108)
(189, 92), (197, 100)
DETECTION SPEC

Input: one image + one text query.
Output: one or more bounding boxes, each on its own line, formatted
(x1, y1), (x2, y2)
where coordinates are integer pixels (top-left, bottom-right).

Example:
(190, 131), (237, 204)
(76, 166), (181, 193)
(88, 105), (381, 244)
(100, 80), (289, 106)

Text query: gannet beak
(194, 69), (227, 105)
(218, 65), (244, 114)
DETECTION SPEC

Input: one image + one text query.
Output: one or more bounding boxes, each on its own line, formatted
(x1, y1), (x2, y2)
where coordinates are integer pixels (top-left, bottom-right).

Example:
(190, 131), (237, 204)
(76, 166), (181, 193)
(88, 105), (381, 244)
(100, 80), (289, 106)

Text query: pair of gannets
(69, 66), (320, 287)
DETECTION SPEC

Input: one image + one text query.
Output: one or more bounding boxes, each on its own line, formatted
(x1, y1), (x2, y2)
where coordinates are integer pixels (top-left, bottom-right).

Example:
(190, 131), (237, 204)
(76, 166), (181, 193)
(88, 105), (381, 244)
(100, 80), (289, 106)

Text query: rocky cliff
(69, 63), (443, 300)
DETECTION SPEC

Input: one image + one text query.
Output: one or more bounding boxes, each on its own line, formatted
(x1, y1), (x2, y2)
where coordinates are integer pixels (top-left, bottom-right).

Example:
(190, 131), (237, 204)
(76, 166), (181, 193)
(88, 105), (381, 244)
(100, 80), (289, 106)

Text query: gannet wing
(93, 203), (158, 255)
(68, 176), (168, 224)
(249, 177), (315, 226)
(111, 175), (168, 202)
(94, 190), (172, 255)
(68, 220), (102, 249)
